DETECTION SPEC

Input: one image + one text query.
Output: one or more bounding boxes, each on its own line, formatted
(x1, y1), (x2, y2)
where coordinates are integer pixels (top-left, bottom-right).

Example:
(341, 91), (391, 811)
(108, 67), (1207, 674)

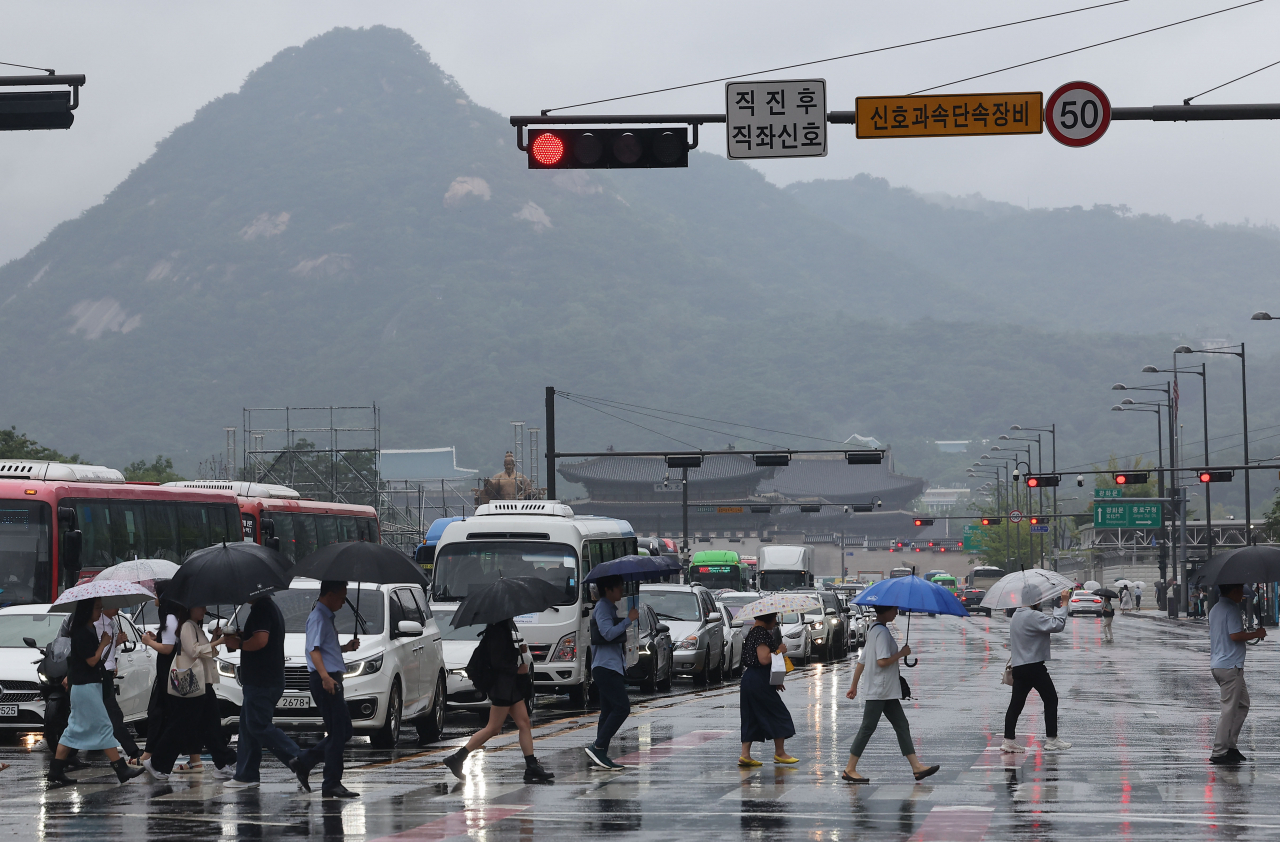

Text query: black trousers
(101, 675), (139, 757)
(592, 667), (630, 753)
(1004, 661), (1058, 740)
(151, 687), (236, 773)
(299, 673), (352, 791)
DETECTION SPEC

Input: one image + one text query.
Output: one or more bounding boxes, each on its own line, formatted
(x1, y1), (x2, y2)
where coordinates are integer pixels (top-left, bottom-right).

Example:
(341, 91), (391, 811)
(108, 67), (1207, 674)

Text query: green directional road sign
(1094, 502), (1162, 528)
(962, 524), (983, 551)
(1094, 488), (1123, 499)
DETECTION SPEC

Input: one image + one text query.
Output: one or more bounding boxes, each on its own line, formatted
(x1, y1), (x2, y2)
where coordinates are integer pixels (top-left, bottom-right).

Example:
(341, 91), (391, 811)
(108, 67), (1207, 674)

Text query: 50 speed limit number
(1045, 81), (1111, 147)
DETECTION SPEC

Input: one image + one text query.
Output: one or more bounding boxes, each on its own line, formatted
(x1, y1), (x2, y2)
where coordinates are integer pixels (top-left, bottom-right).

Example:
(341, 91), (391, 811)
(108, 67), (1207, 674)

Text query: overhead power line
(0, 60), (54, 74)
(1184, 56), (1280, 104)
(543, 0), (1133, 113)
(910, 0), (1267, 94)
(559, 395), (701, 451)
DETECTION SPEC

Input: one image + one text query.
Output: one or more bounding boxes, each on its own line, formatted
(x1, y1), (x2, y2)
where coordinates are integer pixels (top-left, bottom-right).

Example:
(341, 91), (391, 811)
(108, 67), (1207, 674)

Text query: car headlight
(676, 634), (699, 651)
(551, 632), (577, 662)
(344, 654), (383, 678)
(785, 630), (802, 639)
(448, 668), (468, 678)
(217, 659), (237, 679)
(809, 621), (824, 630)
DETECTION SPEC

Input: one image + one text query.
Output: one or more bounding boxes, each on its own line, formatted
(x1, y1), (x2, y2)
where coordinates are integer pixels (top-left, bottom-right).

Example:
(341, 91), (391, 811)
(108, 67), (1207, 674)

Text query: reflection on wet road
(3, 611), (1276, 840)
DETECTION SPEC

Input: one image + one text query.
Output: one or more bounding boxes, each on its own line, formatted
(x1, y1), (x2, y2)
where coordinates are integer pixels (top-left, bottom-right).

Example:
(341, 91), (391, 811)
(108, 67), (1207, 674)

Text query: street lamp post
(1143, 362), (1207, 616)
(1177, 344), (1251, 546)
(995, 444), (1037, 565)
(1111, 400), (1165, 580)
(1001, 433), (1045, 564)
(1013, 424), (1059, 567)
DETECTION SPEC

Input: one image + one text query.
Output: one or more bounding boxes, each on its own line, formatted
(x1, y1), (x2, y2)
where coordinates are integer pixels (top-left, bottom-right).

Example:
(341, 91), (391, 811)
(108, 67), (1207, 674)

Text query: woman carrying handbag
(144, 605), (238, 779)
(738, 612), (797, 767)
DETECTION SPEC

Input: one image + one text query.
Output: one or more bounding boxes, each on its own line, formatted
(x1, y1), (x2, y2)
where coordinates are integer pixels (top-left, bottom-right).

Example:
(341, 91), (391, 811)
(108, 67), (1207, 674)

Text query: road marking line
(910, 805), (995, 841)
(613, 729), (732, 765)
(368, 805), (528, 841)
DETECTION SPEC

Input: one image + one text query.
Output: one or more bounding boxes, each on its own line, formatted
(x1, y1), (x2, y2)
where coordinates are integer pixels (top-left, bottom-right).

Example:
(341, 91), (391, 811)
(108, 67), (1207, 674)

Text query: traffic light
(1113, 472), (1148, 486)
(527, 128), (689, 169)
(913, 518), (935, 527)
(1025, 474), (1060, 488)
(1199, 470), (1233, 483)
(980, 517), (1003, 526)
(0, 91), (74, 131)
(1029, 516), (1040, 525)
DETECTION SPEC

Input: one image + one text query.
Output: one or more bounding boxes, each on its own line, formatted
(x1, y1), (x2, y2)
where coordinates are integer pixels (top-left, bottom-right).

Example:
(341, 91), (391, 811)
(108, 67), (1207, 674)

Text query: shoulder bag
(1001, 657), (1014, 686)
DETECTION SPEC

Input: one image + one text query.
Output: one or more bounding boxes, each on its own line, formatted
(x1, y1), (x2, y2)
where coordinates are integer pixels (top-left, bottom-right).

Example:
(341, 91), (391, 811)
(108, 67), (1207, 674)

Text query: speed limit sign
(1009, 510), (1023, 523)
(1045, 81), (1111, 147)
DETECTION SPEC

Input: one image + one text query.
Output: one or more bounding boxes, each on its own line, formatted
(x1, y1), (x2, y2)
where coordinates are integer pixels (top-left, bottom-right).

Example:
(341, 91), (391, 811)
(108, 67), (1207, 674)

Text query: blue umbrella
(584, 554), (677, 583)
(854, 573), (968, 667)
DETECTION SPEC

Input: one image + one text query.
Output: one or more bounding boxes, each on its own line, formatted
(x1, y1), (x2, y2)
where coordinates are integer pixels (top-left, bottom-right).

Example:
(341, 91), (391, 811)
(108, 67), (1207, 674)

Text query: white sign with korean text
(726, 79), (827, 159)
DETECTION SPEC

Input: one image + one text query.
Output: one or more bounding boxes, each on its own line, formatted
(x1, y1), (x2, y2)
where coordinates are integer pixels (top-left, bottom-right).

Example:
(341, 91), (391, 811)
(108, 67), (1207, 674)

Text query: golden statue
(476, 452), (533, 505)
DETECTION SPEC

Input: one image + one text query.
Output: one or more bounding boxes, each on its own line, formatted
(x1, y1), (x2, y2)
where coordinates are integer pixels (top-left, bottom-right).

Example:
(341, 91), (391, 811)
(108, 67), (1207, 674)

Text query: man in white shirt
(1003, 588), (1072, 753)
(1209, 583), (1266, 764)
(842, 604), (939, 783)
(93, 607), (138, 760)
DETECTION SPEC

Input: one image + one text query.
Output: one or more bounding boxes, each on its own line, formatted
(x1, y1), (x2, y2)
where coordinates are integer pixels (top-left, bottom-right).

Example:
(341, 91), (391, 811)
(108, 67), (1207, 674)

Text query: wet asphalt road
(1, 610), (1277, 840)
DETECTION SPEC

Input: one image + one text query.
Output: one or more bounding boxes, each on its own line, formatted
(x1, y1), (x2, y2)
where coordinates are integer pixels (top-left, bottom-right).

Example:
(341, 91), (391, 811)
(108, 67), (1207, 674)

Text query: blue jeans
(299, 673), (352, 790)
(235, 684), (302, 783)
(592, 666), (630, 753)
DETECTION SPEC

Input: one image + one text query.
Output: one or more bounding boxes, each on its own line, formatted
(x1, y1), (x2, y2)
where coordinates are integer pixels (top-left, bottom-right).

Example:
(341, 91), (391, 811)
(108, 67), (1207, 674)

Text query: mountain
(0, 25), (1276, 509)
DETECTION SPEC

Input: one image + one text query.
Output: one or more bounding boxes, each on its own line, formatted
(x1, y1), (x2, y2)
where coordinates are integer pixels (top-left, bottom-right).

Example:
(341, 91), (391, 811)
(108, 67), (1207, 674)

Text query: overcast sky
(3, 0), (1280, 265)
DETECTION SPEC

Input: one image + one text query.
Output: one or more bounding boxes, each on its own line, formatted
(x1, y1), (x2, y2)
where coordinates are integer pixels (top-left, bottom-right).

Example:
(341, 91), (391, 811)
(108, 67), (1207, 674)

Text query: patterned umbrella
(94, 559), (180, 588)
(48, 579), (157, 612)
(734, 592), (823, 619)
(979, 569), (1075, 610)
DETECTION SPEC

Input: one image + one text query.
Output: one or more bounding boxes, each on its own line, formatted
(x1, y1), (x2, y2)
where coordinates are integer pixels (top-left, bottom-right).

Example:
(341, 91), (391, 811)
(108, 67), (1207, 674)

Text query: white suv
(213, 579), (446, 747)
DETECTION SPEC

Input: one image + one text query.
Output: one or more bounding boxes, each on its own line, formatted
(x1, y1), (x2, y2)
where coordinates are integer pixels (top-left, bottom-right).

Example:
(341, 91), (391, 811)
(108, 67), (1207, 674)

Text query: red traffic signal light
(1029, 516), (1040, 525)
(980, 517), (1003, 526)
(1025, 474), (1061, 488)
(1199, 470), (1233, 483)
(1113, 472), (1148, 485)
(526, 128), (689, 169)
(913, 518), (935, 527)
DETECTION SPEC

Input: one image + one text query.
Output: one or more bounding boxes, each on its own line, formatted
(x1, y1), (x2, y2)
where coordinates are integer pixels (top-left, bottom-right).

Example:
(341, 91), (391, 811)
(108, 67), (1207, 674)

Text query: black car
(961, 588), (991, 617)
(626, 602), (674, 693)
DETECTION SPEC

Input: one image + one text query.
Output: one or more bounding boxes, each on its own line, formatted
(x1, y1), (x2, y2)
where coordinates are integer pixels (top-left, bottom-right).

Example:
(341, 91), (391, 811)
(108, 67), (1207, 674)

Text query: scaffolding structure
(243, 406), (382, 506)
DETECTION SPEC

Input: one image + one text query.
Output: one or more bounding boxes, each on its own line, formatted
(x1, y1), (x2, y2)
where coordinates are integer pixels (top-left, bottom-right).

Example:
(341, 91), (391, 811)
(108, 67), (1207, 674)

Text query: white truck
(756, 545), (815, 592)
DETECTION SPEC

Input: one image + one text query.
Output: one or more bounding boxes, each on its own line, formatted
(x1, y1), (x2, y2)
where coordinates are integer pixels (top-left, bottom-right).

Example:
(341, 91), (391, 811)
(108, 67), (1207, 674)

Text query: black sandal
(841, 772), (870, 784)
(913, 765), (940, 781)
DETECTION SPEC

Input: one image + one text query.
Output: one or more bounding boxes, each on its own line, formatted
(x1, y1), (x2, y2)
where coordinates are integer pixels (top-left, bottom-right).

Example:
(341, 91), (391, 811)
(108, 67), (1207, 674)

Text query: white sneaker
(1000, 739), (1025, 753)
(213, 765), (236, 780)
(222, 778), (260, 789)
(142, 758), (169, 781)
(1043, 738), (1072, 751)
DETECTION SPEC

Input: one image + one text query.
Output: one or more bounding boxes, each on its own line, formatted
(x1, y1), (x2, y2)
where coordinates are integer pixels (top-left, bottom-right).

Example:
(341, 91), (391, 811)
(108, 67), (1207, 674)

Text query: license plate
(278, 696), (311, 709)
(0, 705), (17, 717)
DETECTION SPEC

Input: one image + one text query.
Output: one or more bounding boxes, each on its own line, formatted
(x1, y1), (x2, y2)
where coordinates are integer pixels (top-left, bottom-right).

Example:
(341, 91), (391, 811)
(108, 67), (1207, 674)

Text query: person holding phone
(1003, 588), (1072, 753)
(293, 581), (362, 798)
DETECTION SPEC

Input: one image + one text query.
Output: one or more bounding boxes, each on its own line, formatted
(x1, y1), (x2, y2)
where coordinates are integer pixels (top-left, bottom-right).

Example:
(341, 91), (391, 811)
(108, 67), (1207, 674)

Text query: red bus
(0, 461), (243, 603)
(164, 481), (379, 564)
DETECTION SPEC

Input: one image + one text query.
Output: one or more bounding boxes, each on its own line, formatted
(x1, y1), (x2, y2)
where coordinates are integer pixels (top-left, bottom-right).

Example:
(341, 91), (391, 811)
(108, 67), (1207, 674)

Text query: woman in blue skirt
(47, 598), (146, 786)
(738, 612), (797, 767)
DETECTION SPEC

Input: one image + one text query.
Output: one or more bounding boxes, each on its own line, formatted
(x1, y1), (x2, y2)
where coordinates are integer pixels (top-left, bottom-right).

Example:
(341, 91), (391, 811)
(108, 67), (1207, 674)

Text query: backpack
(465, 634), (496, 695)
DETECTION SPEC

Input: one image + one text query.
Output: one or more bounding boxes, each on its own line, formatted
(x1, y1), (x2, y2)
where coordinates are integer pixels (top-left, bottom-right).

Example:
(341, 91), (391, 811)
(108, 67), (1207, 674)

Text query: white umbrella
(48, 579), (157, 612)
(736, 593), (823, 618)
(94, 559), (179, 588)
(1083, 580), (1102, 591)
(1133, 581), (1145, 589)
(979, 569), (1075, 610)
(1114, 579), (1133, 588)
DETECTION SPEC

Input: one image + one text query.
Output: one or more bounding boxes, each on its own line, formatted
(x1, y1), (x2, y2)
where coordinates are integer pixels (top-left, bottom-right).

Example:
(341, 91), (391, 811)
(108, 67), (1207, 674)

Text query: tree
(123, 455), (185, 483)
(0, 426), (82, 463)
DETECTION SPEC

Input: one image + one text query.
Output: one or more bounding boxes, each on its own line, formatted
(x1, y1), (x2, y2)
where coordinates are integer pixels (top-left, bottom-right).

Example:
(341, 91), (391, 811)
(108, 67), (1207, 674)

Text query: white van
(429, 501), (636, 706)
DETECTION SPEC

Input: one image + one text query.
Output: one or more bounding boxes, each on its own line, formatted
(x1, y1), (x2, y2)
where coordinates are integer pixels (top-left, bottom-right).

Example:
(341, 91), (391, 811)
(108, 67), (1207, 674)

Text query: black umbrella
(165, 542), (293, 608)
(450, 577), (567, 628)
(292, 542), (428, 586)
(1198, 545), (1280, 586)
(1093, 588), (1120, 599)
(293, 542), (428, 642)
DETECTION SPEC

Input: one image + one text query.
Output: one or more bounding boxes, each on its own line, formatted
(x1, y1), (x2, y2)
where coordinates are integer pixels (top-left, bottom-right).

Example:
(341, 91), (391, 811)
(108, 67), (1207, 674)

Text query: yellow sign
(856, 92), (1043, 139)
(717, 506), (744, 514)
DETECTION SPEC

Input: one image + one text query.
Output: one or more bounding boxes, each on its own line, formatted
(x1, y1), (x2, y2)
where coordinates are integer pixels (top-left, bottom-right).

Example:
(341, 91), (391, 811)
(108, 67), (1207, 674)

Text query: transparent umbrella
(980, 569), (1076, 610)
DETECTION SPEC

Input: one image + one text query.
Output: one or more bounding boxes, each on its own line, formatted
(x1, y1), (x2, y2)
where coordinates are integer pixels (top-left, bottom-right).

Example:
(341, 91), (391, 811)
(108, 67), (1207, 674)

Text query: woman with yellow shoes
(737, 612), (798, 767)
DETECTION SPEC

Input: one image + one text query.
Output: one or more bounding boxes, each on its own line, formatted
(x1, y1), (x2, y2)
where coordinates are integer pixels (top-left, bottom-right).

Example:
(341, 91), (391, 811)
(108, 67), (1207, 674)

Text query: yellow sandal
(773, 754), (799, 764)
(738, 757), (763, 768)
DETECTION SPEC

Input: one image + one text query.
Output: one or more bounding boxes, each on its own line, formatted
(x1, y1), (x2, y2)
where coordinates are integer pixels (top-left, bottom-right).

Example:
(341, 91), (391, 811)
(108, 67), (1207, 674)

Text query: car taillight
(551, 632), (577, 662)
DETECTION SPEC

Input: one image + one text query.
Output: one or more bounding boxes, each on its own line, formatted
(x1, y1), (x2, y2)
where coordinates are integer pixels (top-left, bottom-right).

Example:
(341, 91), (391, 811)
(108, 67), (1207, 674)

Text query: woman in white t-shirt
(134, 590), (199, 771)
(842, 604), (939, 783)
